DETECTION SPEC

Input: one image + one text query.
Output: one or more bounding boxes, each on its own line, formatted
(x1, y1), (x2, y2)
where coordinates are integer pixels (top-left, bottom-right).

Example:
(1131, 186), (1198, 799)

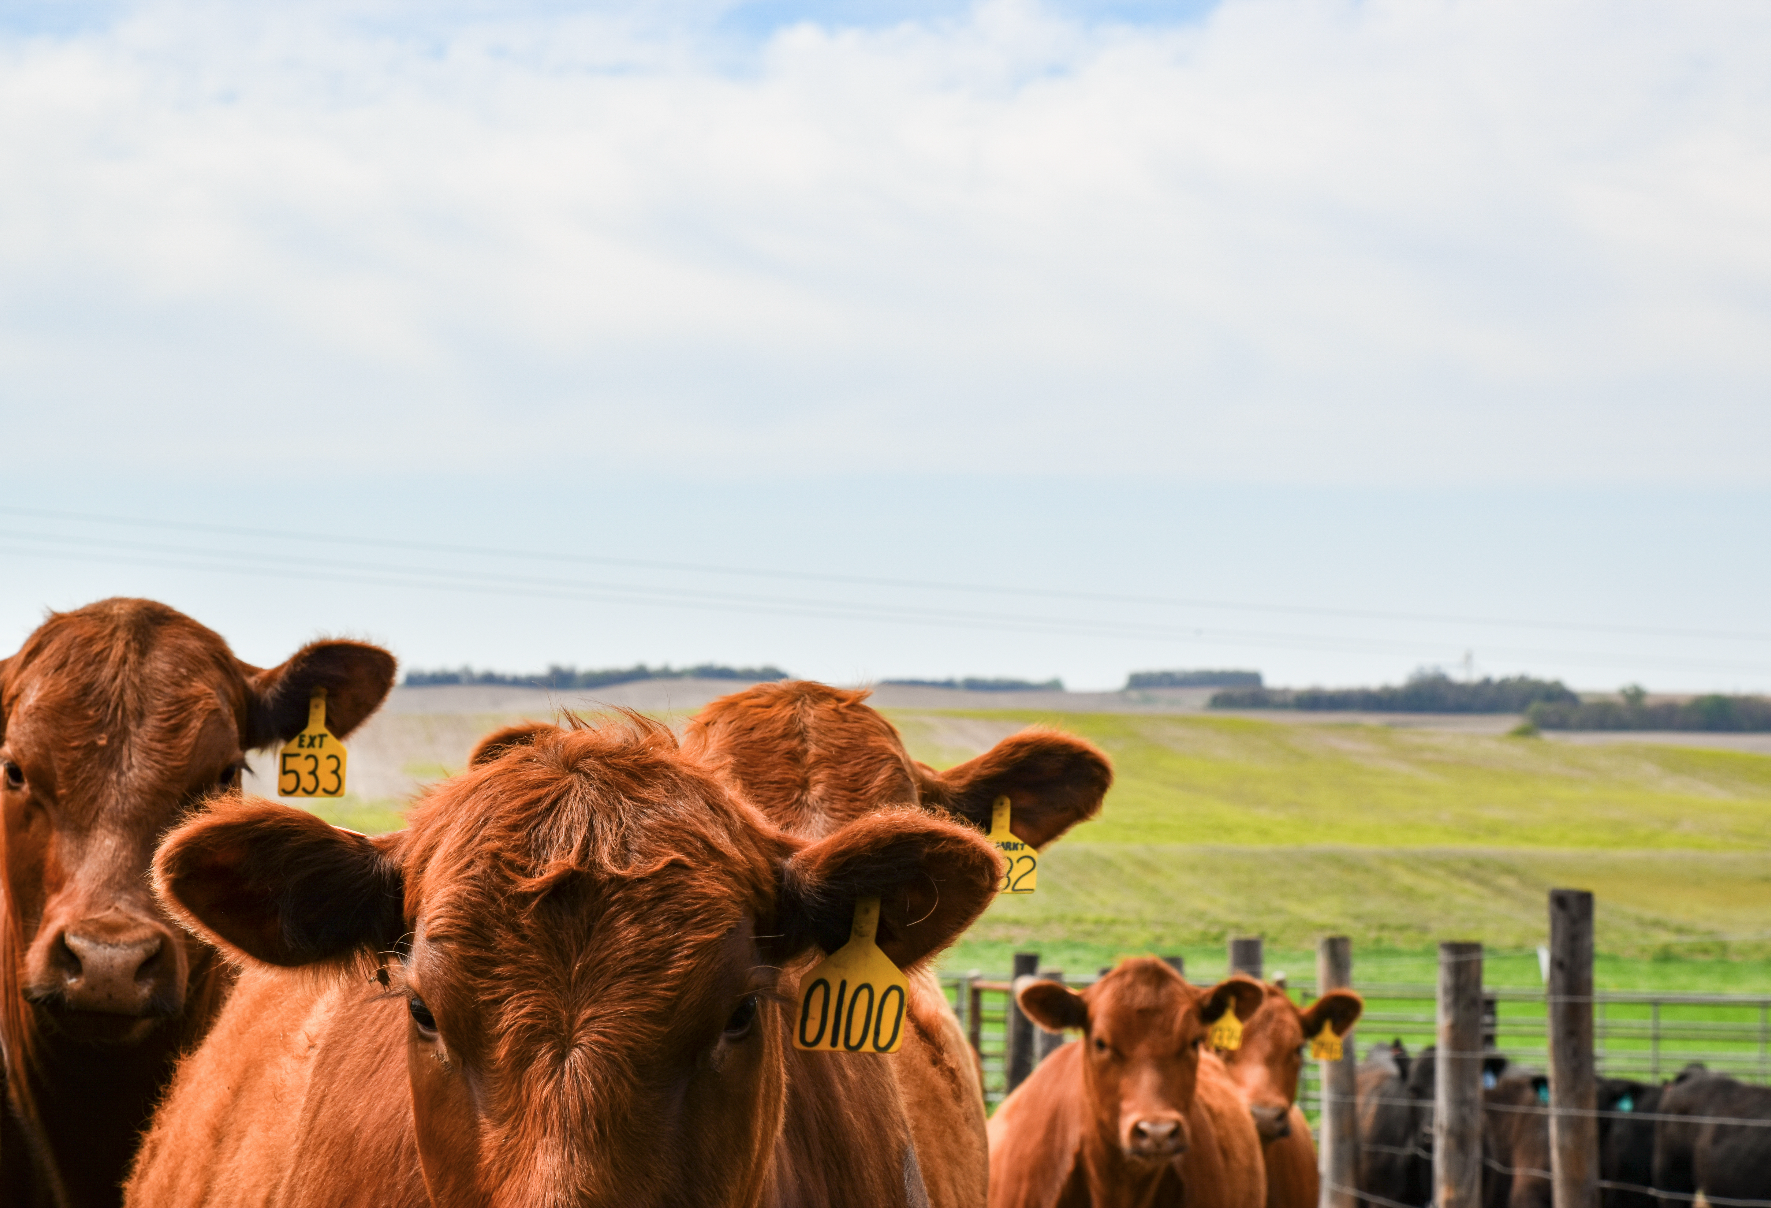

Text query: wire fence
(940, 967), (1771, 1207)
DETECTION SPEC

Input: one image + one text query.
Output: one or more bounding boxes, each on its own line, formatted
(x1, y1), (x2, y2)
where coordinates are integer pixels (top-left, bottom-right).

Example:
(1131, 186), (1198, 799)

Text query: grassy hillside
(886, 711), (1771, 976)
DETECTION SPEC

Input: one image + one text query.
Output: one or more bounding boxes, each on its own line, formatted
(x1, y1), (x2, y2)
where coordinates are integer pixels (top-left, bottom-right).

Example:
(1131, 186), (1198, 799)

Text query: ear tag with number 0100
(1208, 1008), (1243, 1052)
(989, 796), (1037, 894)
(1309, 1026), (1344, 1062)
(793, 897), (909, 1055)
(278, 690), (348, 798)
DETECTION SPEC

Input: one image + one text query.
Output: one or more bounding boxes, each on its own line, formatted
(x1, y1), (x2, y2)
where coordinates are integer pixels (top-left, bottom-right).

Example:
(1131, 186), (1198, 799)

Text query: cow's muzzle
(1124, 1114), (1188, 1160)
(1250, 1104), (1292, 1140)
(30, 910), (186, 1023)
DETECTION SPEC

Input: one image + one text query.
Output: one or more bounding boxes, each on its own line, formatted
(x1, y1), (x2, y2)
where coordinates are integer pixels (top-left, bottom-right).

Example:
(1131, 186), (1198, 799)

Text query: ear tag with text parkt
(794, 897), (909, 1055)
(1208, 1008), (1243, 1052)
(1309, 1026), (1344, 1062)
(278, 690), (347, 798)
(989, 796), (1037, 894)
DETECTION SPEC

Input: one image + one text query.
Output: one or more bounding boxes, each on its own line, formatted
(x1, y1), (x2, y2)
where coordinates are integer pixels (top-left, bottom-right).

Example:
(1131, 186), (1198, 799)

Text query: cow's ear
(1301, 989), (1364, 1039)
(1484, 1053), (1510, 1081)
(918, 729), (1111, 849)
(469, 722), (558, 767)
(771, 809), (1000, 970)
(154, 795), (406, 969)
(1017, 977), (1088, 1034)
(244, 640), (397, 747)
(1201, 975), (1265, 1024)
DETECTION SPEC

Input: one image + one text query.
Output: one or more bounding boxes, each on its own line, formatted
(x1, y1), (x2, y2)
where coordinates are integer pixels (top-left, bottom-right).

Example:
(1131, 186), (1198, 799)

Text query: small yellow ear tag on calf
(1310, 1027), (1344, 1062)
(277, 690), (348, 798)
(989, 796), (1037, 894)
(1208, 1010), (1243, 1052)
(794, 897), (909, 1055)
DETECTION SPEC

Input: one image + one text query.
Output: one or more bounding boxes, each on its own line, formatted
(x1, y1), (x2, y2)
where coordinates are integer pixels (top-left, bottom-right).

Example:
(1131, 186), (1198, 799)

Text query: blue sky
(2, 0), (1767, 691)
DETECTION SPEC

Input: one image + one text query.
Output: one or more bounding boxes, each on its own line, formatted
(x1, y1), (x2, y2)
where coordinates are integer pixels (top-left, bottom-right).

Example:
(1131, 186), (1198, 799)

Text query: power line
(4, 504), (1766, 646)
(4, 539), (1768, 677)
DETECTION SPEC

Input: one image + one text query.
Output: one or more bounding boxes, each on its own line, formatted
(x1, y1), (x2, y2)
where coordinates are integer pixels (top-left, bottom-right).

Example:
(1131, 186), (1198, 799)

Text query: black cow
(1652, 1069), (1771, 1205)
(1357, 1043), (1510, 1208)
(1481, 1073), (1660, 1208)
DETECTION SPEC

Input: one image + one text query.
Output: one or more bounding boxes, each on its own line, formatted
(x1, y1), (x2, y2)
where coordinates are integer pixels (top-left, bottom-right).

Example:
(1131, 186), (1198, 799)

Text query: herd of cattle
(0, 598), (1766, 1207)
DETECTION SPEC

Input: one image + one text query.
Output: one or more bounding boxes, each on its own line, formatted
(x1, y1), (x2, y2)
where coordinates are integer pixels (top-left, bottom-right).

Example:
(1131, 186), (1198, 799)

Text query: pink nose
(1128, 1116), (1186, 1157)
(54, 922), (173, 1014)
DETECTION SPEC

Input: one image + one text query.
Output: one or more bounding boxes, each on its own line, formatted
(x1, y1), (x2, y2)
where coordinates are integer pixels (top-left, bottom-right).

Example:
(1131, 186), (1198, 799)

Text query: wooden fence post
(1436, 941), (1483, 1208)
(1549, 890), (1598, 1208)
(1006, 952), (1039, 1093)
(1317, 936), (1357, 1208)
(1034, 971), (1066, 1064)
(1230, 936), (1263, 981)
(1162, 954), (1185, 978)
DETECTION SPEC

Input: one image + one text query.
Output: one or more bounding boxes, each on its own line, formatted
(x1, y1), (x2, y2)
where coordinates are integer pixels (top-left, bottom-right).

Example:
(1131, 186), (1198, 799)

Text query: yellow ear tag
(989, 795), (1037, 894)
(277, 690), (348, 798)
(1208, 1009), (1243, 1052)
(1310, 1026), (1344, 1062)
(793, 896), (909, 1055)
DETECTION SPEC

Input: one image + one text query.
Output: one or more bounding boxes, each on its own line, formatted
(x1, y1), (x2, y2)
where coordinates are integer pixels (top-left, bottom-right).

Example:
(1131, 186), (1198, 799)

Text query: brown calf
(988, 959), (1267, 1208)
(0, 597), (394, 1207)
(1217, 983), (1362, 1208)
(677, 679), (1115, 1205)
(125, 715), (1004, 1208)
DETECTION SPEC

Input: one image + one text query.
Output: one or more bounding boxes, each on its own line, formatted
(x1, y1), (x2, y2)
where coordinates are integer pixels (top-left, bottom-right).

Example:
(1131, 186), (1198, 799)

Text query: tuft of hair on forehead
(402, 711), (789, 922)
(1095, 957), (1189, 1014)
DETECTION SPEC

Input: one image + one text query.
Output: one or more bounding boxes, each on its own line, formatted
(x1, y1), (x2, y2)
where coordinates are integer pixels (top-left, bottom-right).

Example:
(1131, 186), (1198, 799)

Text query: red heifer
(678, 679), (1114, 1205)
(0, 597), (394, 1208)
(125, 715), (1004, 1208)
(989, 959), (1267, 1208)
(1216, 983), (1363, 1208)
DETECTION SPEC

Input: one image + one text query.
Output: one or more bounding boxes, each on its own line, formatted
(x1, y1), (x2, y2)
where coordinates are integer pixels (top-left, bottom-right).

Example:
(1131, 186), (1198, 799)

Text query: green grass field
(300, 705), (1771, 989)
(885, 710), (1771, 985)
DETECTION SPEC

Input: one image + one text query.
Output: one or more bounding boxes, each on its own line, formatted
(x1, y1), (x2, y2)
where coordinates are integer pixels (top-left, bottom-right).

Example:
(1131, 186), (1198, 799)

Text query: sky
(1, 0), (1767, 692)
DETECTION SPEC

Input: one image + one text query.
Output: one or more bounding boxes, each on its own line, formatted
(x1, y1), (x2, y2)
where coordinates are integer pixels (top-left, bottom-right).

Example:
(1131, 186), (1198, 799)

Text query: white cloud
(1, 0), (1768, 483)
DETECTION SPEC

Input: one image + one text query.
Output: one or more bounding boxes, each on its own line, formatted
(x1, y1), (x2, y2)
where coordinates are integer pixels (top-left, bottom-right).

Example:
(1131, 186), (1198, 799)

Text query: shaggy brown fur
(671, 679), (1114, 1206)
(989, 960), (1267, 1208)
(127, 715), (1003, 1208)
(1217, 984), (1363, 1208)
(0, 598), (394, 1208)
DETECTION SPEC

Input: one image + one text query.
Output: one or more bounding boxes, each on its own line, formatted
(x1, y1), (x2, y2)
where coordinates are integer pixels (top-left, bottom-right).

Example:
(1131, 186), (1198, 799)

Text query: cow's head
(1019, 959), (1263, 1165)
(154, 716), (1000, 1208)
(682, 680), (1112, 844)
(0, 598), (393, 1047)
(1219, 982), (1362, 1140)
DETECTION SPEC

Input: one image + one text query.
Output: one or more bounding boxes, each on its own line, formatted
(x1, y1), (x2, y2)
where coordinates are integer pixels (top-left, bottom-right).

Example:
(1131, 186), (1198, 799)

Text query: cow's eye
(217, 765), (241, 790)
(1092, 1037), (1109, 1053)
(2, 762), (22, 789)
(409, 996), (438, 1035)
(723, 995), (759, 1040)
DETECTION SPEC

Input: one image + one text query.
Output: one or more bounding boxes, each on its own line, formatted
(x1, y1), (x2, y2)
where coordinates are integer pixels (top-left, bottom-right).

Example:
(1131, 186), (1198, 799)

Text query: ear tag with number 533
(278, 689), (347, 798)
(990, 796), (1037, 894)
(794, 897), (909, 1055)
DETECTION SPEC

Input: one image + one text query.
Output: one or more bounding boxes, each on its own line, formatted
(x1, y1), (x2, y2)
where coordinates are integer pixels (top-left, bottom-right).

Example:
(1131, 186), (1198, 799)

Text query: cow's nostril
(1135, 1120), (1179, 1140)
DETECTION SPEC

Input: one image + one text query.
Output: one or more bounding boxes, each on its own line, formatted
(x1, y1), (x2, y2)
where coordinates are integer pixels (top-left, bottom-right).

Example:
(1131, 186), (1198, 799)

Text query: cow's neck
(11, 949), (230, 1208)
(1080, 1129), (1185, 1208)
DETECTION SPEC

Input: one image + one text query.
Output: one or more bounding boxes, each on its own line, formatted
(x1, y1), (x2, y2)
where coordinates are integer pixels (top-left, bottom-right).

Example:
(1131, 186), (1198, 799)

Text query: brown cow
(125, 714), (1004, 1207)
(678, 679), (1115, 1205)
(0, 597), (395, 1208)
(988, 959), (1267, 1208)
(1216, 982), (1363, 1208)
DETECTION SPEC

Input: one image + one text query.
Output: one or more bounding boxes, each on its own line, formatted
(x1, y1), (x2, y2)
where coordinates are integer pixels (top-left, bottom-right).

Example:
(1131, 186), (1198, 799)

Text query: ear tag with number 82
(989, 796), (1037, 894)
(1309, 1026), (1344, 1062)
(793, 897), (909, 1054)
(278, 690), (347, 798)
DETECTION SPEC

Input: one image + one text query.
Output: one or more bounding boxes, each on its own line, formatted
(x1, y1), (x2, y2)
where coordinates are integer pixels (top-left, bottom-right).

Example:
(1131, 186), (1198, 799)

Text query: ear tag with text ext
(278, 690), (347, 798)
(989, 796), (1037, 894)
(1309, 1026), (1344, 1062)
(794, 896), (909, 1055)
(1208, 1008), (1243, 1052)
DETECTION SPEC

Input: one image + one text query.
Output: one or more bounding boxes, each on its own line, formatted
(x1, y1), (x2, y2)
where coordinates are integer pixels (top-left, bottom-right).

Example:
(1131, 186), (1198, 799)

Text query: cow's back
(125, 967), (424, 1208)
